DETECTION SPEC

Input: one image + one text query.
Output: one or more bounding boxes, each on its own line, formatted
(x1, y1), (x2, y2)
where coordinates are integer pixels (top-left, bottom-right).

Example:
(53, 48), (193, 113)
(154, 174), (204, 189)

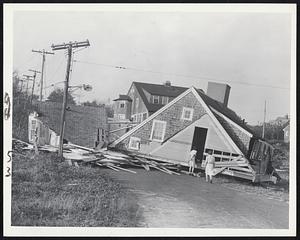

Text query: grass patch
(11, 150), (142, 227)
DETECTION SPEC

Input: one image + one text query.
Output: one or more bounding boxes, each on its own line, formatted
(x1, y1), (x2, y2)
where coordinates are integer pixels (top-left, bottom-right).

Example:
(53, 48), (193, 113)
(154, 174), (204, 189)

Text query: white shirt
(190, 150), (197, 160)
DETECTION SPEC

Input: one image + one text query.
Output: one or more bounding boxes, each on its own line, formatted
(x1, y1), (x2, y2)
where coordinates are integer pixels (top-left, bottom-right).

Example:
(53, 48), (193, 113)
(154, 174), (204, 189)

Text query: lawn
(11, 149), (142, 227)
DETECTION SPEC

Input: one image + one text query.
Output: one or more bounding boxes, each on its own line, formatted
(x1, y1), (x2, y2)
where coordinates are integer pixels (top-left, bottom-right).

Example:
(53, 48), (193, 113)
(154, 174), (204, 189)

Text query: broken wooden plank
(160, 166), (181, 176)
(111, 165), (137, 174)
(82, 157), (104, 163)
(96, 162), (120, 172)
(150, 165), (172, 175)
(68, 143), (95, 153)
(141, 164), (150, 171)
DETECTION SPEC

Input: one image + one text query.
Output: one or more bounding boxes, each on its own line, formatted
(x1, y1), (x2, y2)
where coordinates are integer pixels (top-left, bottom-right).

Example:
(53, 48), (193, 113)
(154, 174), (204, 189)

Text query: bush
(11, 151), (142, 227)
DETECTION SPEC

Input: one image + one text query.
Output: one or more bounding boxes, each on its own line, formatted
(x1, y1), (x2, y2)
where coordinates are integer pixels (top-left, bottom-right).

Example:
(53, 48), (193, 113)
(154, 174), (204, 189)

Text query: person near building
(188, 148), (197, 175)
(205, 150), (215, 183)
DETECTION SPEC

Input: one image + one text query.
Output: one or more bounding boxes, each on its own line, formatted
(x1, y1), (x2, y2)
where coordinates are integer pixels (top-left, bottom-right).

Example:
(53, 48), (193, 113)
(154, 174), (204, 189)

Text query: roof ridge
(133, 81), (188, 89)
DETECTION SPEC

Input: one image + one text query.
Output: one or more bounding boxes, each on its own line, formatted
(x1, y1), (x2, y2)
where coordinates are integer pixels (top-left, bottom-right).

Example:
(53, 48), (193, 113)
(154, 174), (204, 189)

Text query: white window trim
(153, 95), (159, 104)
(162, 96), (168, 104)
(120, 101), (125, 108)
(129, 137), (141, 150)
(118, 114), (126, 120)
(181, 107), (194, 121)
(150, 120), (167, 142)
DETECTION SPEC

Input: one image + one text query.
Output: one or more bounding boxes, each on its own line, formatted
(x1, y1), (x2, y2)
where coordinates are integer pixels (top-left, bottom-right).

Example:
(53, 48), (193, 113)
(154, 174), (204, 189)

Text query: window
(31, 120), (37, 141)
(135, 98), (139, 110)
(181, 107), (194, 121)
(120, 102), (125, 108)
(213, 150), (222, 155)
(142, 112), (148, 121)
(150, 120), (167, 142)
(137, 114), (141, 123)
(153, 95), (159, 104)
(162, 96), (168, 105)
(118, 114), (125, 120)
(129, 137), (141, 150)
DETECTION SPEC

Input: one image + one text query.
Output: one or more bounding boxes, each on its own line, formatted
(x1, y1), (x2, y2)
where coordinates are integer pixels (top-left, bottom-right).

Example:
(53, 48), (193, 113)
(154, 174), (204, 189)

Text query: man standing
(188, 148), (197, 175)
(205, 150), (215, 183)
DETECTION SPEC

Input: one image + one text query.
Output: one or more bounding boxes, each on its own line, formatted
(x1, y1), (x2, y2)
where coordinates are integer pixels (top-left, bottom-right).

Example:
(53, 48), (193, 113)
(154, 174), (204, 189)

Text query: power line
(43, 81), (65, 90)
(44, 55), (65, 87)
(73, 59), (290, 90)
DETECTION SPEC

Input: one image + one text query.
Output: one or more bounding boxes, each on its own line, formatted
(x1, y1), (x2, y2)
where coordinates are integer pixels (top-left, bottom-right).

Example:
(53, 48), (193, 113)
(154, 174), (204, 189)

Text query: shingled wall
(214, 113), (251, 155)
(116, 92), (207, 150)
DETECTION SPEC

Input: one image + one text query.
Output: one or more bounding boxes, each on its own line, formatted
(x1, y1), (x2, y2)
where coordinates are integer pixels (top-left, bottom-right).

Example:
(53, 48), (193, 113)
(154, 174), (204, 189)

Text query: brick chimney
(206, 82), (231, 107)
(163, 81), (171, 87)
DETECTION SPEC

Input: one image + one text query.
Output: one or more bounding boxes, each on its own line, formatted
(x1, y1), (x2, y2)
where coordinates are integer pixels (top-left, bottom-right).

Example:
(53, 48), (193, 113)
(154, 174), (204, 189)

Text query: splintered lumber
(82, 157), (105, 163)
(160, 166), (181, 176)
(96, 162), (120, 172)
(98, 158), (128, 165)
(150, 165), (172, 174)
(111, 165), (137, 174)
(141, 164), (150, 171)
(103, 154), (129, 161)
(68, 143), (95, 153)
(212, 167), (226, 176)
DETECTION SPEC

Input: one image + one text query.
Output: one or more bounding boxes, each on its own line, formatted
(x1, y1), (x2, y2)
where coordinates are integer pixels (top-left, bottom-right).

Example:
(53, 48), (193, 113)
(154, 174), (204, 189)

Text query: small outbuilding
(28, 101), (108, 149)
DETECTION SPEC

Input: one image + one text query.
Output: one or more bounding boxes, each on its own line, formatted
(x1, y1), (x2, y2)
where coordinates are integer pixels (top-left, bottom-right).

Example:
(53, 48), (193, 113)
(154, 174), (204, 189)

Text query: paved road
(102, 168), (289, 228)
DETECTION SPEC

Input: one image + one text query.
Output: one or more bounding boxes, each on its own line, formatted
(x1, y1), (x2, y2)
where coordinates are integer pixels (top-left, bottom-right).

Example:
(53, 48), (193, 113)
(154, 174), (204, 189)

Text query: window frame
(120, 102), (125, 108)
(150, 120), (167, 142)
(181, 107), (194, 121)
(142, 112), (148, 121)
(129, 137), (141, 150)
(153, 95), (160, 104)
(135, 98), (139, 110)
(118, 114), (126, 120)
(162, 96), (168, 105)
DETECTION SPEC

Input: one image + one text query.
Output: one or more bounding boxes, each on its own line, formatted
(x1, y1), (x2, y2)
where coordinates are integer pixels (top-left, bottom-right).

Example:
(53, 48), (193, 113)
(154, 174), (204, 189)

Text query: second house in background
(114, 81), (187, 123)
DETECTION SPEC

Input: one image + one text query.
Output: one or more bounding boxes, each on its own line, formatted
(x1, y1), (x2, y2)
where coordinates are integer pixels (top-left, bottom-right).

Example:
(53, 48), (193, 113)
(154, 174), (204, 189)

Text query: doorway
(191, 127), (208, 162)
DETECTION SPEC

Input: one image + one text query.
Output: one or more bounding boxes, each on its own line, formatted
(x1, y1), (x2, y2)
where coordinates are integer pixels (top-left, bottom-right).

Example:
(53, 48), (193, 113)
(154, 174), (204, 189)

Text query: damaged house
(28, 101), (108, 149)
(110, 82), (278, 183)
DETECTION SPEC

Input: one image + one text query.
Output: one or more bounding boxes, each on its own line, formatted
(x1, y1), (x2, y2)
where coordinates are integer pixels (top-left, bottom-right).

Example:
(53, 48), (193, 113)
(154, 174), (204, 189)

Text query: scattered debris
(12, 139), (183, 176)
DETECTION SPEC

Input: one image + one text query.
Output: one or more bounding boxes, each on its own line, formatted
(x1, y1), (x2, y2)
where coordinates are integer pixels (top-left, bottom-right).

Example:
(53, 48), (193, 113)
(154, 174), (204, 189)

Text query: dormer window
(162, 96), (168, 105)
(120, 102), (125, 108)
(153, 95), (159, 104)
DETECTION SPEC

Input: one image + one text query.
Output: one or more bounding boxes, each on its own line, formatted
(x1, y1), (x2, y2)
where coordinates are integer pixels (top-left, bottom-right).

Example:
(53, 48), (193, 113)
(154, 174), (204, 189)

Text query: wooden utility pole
(51, 40), (90, 158)
(22, 74), (33, 96)
(29, 69), (41, 104)
(262, 100), (266, 139)
(32, 49), (54, 101)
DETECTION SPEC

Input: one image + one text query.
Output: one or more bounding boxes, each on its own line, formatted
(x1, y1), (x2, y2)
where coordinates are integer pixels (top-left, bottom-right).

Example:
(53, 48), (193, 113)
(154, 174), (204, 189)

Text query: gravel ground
(193, 171), (289, 203)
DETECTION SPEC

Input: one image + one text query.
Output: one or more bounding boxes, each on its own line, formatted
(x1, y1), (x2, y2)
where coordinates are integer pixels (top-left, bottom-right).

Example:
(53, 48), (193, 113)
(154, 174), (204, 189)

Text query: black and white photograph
(3, 3), (296, 237)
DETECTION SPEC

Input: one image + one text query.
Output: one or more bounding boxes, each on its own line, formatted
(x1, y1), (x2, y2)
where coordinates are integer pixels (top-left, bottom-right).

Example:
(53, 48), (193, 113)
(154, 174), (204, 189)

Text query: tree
(47, 88), (76, 105)
(82, 100), (114, 118)
(82, 100), (104, 107)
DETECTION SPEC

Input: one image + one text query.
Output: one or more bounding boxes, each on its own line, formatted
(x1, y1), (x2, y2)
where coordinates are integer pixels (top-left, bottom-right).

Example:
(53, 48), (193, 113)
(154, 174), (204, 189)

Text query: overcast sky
(12, 6), (293, 125)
